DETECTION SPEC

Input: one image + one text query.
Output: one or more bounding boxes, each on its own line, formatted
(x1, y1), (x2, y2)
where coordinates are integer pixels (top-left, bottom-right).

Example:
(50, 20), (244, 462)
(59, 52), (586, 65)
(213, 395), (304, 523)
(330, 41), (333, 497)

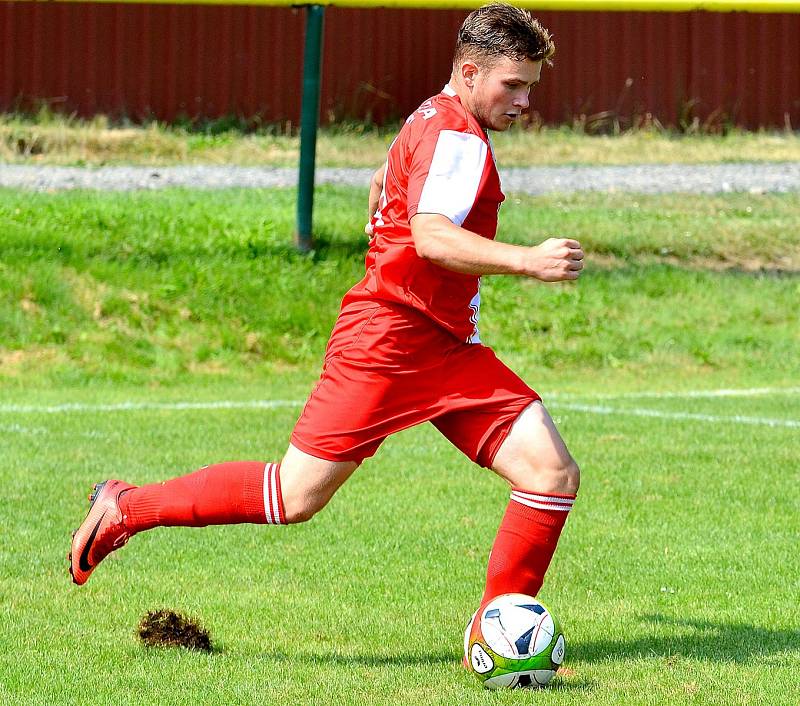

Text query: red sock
(480, 489), (576, 606)
(119, 461), (285, 533)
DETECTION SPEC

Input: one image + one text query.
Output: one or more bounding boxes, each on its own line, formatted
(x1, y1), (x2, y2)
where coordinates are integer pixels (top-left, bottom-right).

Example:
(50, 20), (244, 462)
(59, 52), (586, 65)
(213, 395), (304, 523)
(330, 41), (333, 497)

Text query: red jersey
(342, 85), (505, 343)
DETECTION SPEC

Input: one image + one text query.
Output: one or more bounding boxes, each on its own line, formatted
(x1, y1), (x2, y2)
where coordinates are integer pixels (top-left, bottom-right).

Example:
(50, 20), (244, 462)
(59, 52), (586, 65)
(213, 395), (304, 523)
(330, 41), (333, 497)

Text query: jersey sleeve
(407, 128), (489, 227)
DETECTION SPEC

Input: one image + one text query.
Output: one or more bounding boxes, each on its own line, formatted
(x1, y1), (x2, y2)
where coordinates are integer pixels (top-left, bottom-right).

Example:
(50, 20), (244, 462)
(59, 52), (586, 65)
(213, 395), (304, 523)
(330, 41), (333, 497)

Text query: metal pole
(295, 4), (325, 252)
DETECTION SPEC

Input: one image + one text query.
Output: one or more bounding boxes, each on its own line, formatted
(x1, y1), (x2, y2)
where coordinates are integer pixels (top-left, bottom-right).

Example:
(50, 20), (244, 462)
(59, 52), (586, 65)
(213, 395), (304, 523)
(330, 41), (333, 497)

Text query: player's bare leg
(276, 444), (359, 523)
(480, 400), (579, 605)
(69, 444), (358, 585)
(491, 401), (580, 495)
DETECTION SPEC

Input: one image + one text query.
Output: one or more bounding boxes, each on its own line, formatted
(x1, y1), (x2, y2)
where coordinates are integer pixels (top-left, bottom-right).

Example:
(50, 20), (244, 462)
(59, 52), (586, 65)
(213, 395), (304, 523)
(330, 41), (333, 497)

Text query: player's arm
(365, 164), (386, 235)
(410, 213), (583, 282)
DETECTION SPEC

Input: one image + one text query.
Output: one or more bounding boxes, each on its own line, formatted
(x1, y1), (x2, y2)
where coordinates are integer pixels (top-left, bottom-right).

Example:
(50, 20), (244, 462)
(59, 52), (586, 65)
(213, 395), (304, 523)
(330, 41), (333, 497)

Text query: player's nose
(513, 90), (530, 110)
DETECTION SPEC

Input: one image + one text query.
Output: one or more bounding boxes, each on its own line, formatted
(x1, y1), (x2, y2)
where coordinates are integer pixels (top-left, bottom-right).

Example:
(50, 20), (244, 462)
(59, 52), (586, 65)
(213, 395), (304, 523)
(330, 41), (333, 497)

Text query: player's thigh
(279, 443), (359, 522)
(491, 401), (579, 495)
(292, 304), (447, 465)
(432, 344), (539, 468)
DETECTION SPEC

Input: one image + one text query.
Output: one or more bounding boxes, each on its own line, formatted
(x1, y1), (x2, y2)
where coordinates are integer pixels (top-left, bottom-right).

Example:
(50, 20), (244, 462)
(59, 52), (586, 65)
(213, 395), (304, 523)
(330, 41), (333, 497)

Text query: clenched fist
(524, 238), (584, 282)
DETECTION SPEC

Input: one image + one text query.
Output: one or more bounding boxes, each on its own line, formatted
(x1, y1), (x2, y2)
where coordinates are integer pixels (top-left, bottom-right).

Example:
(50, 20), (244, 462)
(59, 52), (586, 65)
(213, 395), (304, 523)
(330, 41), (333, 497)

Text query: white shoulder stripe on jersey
(417, 130), (488, 227)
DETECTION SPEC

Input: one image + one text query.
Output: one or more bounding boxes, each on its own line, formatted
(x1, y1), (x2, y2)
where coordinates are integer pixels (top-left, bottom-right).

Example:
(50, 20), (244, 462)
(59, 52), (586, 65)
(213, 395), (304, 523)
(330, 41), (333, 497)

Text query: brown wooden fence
(1, 2), (798, 129)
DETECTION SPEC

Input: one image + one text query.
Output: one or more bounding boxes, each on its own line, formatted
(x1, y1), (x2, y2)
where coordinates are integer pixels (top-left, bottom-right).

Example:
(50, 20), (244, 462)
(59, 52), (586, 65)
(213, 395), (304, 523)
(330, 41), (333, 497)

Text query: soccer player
(70, 3), (582, 622)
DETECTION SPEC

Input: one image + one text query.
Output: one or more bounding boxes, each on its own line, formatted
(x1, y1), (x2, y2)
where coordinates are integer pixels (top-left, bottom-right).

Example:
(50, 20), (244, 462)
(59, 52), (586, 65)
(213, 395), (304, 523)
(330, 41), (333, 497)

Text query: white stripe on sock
(510, 493), (574, 512)
(511, 490), (575, 507)
(263, 463), (275, 524)
(269, 462), (281, 525)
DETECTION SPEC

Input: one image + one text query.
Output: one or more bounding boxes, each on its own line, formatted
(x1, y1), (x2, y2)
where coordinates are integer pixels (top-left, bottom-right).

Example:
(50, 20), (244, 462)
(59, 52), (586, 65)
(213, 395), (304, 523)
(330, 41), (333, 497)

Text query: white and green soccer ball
(464, 593), (565, 689)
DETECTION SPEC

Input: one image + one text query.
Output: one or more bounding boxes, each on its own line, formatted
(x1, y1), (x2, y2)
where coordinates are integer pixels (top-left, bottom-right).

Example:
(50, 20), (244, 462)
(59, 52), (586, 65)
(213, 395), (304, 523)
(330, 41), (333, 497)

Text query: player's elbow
(371, 166), (385, 190)
(413, 232), (438, 261)
(411, 215), (447, 262)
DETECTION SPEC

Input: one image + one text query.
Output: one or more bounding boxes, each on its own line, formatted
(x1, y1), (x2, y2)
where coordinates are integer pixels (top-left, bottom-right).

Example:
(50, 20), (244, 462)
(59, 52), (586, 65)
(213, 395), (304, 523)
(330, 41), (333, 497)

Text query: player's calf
(482, 402), (579, 603)
(69, 461), (282, 585)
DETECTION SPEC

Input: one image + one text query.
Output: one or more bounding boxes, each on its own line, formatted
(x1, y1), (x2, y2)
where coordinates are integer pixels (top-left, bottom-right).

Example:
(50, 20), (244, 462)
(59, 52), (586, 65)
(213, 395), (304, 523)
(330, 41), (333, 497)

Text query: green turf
(1, 380), (798, 705)
(1, 186), (799, 704)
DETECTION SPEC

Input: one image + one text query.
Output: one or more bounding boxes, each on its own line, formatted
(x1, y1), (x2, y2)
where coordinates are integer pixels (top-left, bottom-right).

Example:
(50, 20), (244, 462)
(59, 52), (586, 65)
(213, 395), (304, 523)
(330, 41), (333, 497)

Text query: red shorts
(291, 301), (540, 467)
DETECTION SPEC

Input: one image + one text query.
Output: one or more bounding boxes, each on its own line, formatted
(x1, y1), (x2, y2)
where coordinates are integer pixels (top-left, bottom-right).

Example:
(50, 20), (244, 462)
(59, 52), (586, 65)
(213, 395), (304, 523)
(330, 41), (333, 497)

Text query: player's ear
(460, 60), (479, 88)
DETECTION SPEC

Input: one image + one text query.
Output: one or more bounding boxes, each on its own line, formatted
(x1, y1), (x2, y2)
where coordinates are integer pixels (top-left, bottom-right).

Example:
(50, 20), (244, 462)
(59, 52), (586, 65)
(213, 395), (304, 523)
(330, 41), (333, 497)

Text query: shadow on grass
(236, 233), (365, 263)
(251, 650), (454, 668)
(250, 650), (596, 691)
(307, 233), (369, 262)
(574, 614), (800, 664)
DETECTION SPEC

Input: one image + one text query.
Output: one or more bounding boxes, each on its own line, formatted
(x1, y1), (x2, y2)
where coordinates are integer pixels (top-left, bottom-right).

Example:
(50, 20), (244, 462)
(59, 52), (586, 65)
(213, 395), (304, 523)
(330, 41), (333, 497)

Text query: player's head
(451, 3), (555, 131)
(454, 3), (554, 68)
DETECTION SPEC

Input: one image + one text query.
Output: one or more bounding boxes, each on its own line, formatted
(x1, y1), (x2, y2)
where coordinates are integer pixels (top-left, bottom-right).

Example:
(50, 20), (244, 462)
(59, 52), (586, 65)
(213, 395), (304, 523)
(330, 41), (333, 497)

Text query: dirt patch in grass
(0, 347), (66, 377)
(138, 609), (213, 652)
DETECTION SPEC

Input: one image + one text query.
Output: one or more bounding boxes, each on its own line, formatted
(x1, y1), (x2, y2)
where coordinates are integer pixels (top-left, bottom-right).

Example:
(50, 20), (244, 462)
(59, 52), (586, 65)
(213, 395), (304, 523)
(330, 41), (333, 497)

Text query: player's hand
(365, 222), (374, 236)
(525, 238), (584, 282)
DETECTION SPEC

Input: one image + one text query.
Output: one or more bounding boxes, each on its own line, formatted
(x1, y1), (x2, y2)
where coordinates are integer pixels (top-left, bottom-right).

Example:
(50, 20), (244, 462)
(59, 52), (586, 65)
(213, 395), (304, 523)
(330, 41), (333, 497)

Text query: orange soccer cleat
(69, 479), (136, 586)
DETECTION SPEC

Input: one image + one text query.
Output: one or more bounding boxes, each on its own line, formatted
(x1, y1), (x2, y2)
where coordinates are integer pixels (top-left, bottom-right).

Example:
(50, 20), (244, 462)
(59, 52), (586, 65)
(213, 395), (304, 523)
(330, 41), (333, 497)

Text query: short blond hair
(453, 3), (555, 68)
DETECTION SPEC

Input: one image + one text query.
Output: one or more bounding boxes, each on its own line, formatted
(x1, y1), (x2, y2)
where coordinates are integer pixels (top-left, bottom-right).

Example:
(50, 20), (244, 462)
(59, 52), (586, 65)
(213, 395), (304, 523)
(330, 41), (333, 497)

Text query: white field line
(549, 386), (800, 400)
(0, 388), (797, 430)
(550, 402), (800, 429)
(1, 423), (48, 435)
(0, 400), (302, 414)
(0, 423), (107, 438)
(1, 385), (797, 415)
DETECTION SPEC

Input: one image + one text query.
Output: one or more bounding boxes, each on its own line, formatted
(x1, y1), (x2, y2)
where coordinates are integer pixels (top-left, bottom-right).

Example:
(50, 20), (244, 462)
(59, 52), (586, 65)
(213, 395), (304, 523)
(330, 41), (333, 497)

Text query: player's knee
(281, 494), (326, 524)
(521, 456), (580, 496)
(283, 499), (322, 525)
(560, 458), (580, 495)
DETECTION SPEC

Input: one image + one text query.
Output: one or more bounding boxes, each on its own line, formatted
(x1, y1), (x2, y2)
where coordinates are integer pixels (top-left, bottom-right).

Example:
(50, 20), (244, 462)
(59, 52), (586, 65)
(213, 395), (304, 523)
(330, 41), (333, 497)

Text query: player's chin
(492, 114), (519, 131)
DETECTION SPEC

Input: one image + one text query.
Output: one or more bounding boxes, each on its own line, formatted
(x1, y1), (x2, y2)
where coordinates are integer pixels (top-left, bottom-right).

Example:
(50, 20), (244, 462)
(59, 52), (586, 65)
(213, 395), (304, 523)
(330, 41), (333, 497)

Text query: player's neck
(447, 74), (484, 132)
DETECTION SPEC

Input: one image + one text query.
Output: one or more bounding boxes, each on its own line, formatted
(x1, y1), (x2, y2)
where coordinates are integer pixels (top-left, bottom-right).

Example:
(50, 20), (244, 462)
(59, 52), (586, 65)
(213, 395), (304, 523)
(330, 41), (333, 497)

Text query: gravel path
(1, 162), (799, 194)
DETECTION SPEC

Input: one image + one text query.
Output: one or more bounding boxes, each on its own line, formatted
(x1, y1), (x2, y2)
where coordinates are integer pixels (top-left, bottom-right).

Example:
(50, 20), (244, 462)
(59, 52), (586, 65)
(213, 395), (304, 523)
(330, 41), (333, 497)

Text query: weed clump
(137, 609), (213, 653)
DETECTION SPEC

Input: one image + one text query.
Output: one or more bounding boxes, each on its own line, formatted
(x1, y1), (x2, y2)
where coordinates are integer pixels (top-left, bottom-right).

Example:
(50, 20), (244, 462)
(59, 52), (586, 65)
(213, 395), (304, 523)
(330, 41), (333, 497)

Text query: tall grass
(1, 187), (797, 388)
(2, 110), (800, 166)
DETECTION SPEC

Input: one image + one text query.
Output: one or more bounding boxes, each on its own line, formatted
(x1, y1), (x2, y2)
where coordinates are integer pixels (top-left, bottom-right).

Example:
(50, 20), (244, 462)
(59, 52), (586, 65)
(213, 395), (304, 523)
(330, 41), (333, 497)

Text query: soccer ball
(464, 593), (565, 689)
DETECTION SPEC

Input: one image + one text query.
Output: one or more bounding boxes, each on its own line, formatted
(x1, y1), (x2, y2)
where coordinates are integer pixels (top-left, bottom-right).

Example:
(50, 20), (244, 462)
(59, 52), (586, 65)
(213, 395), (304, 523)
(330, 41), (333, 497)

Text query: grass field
(1, 183), (799, 704)
(1, 382), (798, 705)
(2, 187), (798, 385)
